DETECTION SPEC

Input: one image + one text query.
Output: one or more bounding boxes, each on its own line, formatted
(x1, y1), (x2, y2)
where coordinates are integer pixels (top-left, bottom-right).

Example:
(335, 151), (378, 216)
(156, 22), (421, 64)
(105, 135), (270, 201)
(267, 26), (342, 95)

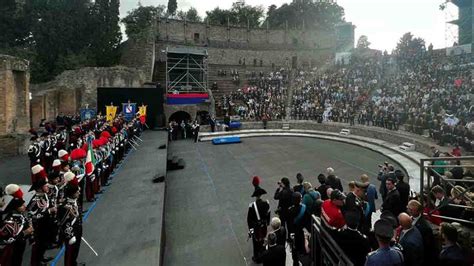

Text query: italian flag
(85, 142), (95, 176)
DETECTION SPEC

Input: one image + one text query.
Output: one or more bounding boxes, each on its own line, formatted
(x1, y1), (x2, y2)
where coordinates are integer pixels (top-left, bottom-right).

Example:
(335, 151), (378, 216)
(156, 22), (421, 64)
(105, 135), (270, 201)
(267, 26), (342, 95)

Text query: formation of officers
(0, 114), (141, 266)
(247, 166), (472, 266)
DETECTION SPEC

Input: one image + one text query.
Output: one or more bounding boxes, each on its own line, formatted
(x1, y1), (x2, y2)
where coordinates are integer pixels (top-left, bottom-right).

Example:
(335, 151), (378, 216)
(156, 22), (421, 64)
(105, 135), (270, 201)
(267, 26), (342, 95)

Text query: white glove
(68, 236), (76, 245)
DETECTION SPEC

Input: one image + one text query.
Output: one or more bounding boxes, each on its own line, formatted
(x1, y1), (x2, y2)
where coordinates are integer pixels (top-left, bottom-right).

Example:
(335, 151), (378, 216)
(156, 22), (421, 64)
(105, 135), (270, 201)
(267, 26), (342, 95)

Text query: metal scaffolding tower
(165, 47), (208, 94)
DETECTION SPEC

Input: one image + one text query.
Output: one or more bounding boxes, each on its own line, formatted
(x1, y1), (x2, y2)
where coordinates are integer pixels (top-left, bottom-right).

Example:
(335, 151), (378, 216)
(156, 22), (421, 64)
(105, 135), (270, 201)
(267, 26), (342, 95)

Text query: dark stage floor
(164, 137), (404, 266)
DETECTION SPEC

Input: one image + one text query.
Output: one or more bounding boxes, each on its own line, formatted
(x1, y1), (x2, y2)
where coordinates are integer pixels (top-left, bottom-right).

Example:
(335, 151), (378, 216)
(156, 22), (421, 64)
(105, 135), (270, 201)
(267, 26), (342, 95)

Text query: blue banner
(80, 108), (96, 121)
(122, 103), (137, 121)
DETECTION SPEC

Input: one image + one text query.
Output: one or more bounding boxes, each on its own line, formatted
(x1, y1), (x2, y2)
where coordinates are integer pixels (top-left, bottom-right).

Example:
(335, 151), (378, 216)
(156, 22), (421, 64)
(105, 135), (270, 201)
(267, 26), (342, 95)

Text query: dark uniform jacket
(326, 175), (343, 191)
(336, 228), (370, 266)
(396, 181), (410, 212)
(414, 216), (438, 266)
(247, 199), (270, 241)
(258, 244), (286, 266)
(274, 187), (293, 220)
(382, 188), (402, 217)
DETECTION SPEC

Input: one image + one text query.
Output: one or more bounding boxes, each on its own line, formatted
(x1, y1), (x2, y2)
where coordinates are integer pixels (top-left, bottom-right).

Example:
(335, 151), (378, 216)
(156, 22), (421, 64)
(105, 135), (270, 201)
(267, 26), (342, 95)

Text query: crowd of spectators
(248, 160), (474, 266)
(220, 70), (289, 121)
(216, 49), (473, 151)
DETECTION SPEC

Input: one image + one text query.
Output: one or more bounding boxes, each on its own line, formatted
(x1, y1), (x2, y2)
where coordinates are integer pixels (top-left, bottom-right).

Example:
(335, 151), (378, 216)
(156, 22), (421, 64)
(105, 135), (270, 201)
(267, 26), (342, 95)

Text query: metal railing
(311, 215), (354, 266)
(419, 156), (474, 225)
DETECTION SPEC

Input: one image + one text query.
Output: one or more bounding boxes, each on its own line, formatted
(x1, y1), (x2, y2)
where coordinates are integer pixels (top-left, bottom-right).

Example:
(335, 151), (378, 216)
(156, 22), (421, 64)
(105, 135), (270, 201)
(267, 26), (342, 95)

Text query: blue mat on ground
(228, 121), (241, 129)
(212, 136), (241, 145)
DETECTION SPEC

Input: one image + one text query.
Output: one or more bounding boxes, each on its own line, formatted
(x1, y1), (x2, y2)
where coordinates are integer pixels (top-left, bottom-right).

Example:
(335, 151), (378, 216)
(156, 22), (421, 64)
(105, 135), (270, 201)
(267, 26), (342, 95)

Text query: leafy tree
(393, 32), (426, 59)
(90, 0), (122, 67)
(167, 0), (177, 16)
(177, 7), (202, 22)
(123, 5), (166, 39)
(265, 1), (344, 30)
(205, 2), (264, 27)
(356, 35), (370, 50)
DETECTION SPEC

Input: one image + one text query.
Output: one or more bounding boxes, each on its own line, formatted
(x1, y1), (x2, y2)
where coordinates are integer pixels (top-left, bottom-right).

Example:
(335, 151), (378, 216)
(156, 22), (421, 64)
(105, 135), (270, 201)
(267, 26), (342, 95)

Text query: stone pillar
(0, 55), (30, 134)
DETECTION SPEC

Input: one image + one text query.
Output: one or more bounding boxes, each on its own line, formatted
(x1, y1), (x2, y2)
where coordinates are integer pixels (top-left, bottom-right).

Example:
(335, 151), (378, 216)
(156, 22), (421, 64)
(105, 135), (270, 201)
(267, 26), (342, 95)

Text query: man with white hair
(326, 167), (343, 192)
(270, 217), (287, 246)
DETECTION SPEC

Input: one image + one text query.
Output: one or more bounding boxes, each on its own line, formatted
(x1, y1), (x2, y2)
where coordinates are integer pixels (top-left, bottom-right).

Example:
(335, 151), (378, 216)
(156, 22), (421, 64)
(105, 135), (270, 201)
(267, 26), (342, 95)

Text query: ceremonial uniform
(247, 187), (270, 262)
(29, 192), (52, 266)
(0, 185), (32, 266)
(58, 184), (83, 266)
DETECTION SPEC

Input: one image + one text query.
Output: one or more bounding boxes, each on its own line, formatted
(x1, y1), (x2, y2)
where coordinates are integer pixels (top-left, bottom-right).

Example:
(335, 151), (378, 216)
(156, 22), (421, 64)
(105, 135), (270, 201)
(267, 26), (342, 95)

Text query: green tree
(265, 1), (344, 30)
(393, 32), (426, 59)
(167, 0), (177, 16)
(177, 7), (202, 22)
(90, 0), (122, 67)
(123, 5), (166, 39)
(205, 2), (264, 27)
(356, 35), (371, 50)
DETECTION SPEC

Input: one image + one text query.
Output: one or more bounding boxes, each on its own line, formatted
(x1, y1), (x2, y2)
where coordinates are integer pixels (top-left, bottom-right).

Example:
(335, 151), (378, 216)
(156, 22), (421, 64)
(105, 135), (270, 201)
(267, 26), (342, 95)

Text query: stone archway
(169, 111), (192, 123)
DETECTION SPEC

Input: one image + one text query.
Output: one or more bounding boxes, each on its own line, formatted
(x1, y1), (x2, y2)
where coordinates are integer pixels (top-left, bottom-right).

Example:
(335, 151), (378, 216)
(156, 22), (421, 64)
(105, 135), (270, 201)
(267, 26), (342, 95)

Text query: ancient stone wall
(30, 66), (147, 126)
(0, 55), (30, 135)
(157, 19), (336, 49)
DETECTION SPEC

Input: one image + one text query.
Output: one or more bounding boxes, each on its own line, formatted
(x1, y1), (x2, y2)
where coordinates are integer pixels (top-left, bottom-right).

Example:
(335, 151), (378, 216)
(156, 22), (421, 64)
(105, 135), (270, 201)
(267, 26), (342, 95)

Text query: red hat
(92, 139), (101, 149)
(58, 149), (69, 162)
(100, 131), (111, 139)
(99, 136), (108, 145)
(81, 143), (88, 152)
(252, 176), (261, 187)
(64, 171), (79, 187)
(5, 184), (24, 199)
(70, 148), (86, 161)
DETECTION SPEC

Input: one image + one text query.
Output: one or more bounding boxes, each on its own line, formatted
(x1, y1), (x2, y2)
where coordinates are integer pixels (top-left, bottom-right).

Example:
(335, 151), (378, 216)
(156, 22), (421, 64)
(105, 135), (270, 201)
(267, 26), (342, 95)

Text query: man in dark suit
(381, 177), (403, 217)
(378, 164), (395, 200)
(407, 200), (438, 265)
(395, 170), (410, 213)
(439, 222), (469, 266)
(336, 210), (371, 266)
(257, 233), (286, 266)
(274, 177), (293, 229)
(397, 213), (424, 266)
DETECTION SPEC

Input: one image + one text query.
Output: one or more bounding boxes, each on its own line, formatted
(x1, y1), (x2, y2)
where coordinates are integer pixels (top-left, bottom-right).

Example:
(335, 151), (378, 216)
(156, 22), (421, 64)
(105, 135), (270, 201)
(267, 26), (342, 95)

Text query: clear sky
(120, 0), (458, 52)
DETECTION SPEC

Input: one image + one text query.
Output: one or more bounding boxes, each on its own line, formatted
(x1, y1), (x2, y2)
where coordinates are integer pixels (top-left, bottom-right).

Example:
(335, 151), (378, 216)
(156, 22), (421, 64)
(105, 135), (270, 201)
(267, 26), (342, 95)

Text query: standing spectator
(326, 167), (343, 191)
(381, 177), (403, 217)
(361, 174), (378, 227)
(366, 219), (404, 266)
(378, 164), (395, 201)
(395, 170), (410, 213)
(337, 210), (371, 266)
(321, 190), (346, 229)
(316, 174), (330, 200)
(396, 213), (424, 266)
(301, 182), (321, 229)
(256, 233), (286, 266)
(407, 200), (438, 266)
(270, 217), (287, 246)
(287, 192), (306, 266)
(439, 222), (468, 266)
(293, 173), (305, 195)
(274, 177), (293, 229)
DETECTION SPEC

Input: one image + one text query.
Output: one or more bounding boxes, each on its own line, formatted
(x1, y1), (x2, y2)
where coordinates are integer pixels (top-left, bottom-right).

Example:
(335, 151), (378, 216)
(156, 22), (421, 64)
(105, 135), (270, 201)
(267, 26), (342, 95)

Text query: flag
(138, 104), (147, 117)
(106, 105), (117, 122)
(85, 141), (96, 176)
